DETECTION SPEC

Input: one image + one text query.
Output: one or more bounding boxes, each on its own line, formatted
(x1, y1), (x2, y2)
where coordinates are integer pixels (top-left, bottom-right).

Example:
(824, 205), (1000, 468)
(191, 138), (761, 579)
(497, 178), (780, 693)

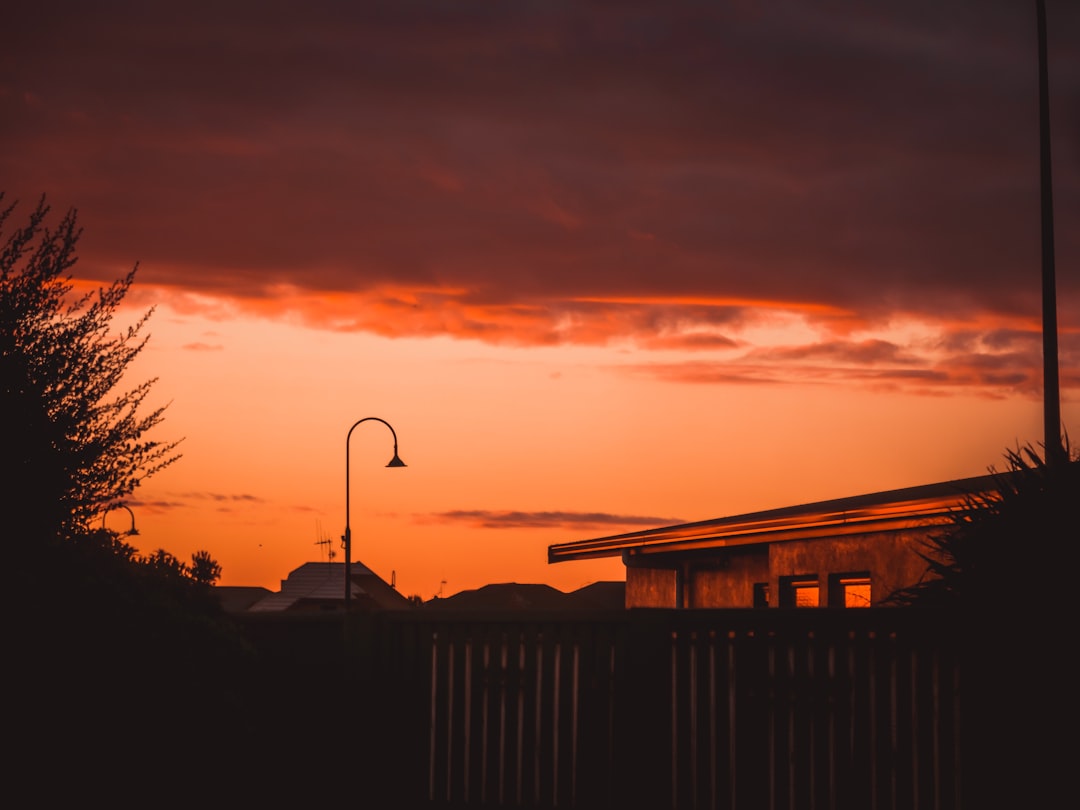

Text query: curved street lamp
(101, 503), (139, 536)
(343, 417), (406, 608)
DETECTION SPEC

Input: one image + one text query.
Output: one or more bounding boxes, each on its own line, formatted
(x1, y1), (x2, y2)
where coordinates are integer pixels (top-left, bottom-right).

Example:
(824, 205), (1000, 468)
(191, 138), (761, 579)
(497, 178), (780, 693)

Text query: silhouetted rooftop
(422, 581), (625, 611)
(246, 561), (412, 612)
(216, 585), (273, 614)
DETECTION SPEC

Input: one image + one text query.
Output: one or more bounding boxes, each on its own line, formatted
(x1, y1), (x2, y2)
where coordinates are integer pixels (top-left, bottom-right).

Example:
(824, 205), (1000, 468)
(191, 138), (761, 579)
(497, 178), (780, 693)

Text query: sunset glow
(4, 1), (1077, 600)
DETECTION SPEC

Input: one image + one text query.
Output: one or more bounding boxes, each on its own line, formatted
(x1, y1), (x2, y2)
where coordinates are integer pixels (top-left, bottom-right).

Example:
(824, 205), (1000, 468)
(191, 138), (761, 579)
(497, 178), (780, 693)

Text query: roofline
(548, 473), (998, 563)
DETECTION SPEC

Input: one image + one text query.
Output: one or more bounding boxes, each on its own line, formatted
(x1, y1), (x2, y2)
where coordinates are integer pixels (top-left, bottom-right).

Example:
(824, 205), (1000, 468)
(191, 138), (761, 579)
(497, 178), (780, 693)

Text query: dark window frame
(753, 582), (770, 608)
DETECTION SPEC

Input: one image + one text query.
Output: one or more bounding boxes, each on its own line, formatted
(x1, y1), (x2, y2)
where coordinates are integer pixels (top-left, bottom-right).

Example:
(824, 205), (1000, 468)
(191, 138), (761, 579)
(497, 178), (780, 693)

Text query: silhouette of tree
(189, 548), (223, 585)
(4, 195), (256, 783)
(0, 193), (181, 543)
(885, 440), (1077, 610)
(885, 443), (1079, 808)
(138, 547), (190, 578)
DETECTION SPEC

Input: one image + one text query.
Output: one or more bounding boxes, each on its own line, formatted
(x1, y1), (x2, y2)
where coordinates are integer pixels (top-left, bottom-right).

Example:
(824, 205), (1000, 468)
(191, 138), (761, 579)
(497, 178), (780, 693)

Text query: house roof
(564, 580), (626, 609)
(247, 561), (412, 612)
(216, 586), (273, 614)
(422, 583), (569, 611)
(421, 581), (626, 611)
(548, 472), (999, 563)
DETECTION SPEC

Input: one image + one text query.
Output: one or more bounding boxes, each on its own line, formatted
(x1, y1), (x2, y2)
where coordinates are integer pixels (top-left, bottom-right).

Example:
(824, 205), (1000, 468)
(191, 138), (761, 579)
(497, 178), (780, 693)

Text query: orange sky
(3, 1), (1078, 599)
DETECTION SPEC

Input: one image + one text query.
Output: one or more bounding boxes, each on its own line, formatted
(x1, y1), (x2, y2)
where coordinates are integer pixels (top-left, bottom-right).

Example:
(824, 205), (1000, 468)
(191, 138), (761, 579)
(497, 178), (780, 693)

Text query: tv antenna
(314, 521), (336, 563)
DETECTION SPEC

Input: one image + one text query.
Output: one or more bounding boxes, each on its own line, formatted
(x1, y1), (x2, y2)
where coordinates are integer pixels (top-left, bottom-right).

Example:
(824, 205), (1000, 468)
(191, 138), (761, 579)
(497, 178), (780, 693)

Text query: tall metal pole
(1037, 0), (1065, 467)
(343, 417), (406, 608)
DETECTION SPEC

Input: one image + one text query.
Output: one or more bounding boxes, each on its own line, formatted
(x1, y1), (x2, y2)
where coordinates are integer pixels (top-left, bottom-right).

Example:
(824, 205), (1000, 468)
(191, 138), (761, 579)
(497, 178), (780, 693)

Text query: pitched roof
(422, 582), (569, 611)
(216, 586), (273, 614)
(421, 581), (626, 611)
(566, 580), (626, 609)
(247, 561), (412, 612)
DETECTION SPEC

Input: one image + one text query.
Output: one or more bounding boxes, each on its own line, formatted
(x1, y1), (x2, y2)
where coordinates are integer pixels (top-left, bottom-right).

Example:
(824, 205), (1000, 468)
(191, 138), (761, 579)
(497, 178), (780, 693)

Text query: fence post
(613, 609), (675, 809)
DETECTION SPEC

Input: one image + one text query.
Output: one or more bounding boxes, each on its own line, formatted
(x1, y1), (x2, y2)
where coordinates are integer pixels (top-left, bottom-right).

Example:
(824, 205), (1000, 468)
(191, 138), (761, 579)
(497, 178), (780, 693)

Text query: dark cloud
(750, 339), (919, 365)
(643, 332), (741, 351)
(430, 509), (684, 530)
(179, 492), (265, 504)
(2, 0), (1077, 366)
(126, 498), (185, 513)
(620, 324), (1080, 398)
(180, 342), (224, 352)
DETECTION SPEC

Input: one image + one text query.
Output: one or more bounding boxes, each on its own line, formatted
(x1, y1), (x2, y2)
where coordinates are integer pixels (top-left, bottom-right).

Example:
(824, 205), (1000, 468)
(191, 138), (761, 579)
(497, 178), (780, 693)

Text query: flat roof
(548, 473), (998, 563)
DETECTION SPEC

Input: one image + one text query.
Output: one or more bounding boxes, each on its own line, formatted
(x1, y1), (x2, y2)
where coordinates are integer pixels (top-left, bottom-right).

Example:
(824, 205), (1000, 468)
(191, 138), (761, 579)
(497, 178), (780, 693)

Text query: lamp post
(1036, 0), (1065, 468)
(101, 503), (139, 536)
(343, 417), (406, 609)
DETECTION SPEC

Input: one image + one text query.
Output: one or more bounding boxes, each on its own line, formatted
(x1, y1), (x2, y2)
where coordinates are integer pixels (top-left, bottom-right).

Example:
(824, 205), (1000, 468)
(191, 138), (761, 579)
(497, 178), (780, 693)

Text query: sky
(3, 0), (1078, 600)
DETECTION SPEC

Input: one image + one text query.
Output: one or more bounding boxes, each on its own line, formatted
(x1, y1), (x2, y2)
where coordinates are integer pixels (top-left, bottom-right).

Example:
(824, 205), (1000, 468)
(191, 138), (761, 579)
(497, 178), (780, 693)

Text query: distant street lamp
(101, 503), (139, 536)
(343, 417), (406, 608)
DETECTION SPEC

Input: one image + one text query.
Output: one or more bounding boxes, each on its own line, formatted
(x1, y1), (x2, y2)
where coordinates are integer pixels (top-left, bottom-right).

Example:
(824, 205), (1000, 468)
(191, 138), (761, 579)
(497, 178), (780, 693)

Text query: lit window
(780, 575), (819, 608)
(841, 577), (871, 607)
(828, 572), (872, 607)
(793, 582), (819, 607)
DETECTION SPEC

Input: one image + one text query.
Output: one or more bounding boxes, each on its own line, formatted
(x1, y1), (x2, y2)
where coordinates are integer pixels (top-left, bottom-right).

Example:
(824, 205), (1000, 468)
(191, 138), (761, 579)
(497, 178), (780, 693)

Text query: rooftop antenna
(314, 521), (335, 564)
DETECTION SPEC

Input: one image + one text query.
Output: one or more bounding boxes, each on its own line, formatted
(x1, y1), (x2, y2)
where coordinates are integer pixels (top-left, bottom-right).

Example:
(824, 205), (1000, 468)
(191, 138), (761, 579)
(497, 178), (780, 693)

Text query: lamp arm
(101, 503), (138, 535)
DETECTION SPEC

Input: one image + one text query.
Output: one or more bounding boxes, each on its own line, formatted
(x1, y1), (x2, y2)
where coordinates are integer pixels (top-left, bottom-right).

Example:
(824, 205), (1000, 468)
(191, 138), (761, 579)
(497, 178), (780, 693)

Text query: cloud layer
(4, 0), (1078, 396)
(429, 510), (686, 531)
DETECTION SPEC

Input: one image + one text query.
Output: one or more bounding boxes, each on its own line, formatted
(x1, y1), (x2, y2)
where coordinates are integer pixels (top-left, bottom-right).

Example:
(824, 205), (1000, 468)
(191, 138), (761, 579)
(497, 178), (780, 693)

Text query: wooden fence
(346, 608), (967, 810)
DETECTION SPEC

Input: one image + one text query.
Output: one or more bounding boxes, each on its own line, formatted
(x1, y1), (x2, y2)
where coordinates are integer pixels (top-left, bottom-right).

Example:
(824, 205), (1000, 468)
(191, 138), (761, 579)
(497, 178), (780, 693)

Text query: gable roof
(565, 580), (626, 609)
(421, 581), (627, 611)
(216, 586), (274, 614)
(248, 561), (412, 612)
(549, 473), (999, 563)
(422, 583), (569, 611)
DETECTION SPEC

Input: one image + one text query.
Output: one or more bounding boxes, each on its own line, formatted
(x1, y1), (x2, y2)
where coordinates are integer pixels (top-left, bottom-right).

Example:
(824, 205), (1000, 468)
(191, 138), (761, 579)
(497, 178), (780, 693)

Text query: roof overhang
(548, 473), (998, 564)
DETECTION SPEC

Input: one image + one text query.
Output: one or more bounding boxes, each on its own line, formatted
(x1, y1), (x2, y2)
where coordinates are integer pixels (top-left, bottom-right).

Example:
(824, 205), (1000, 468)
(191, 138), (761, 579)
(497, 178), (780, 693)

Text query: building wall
(622, 526), (935, 609)
(768, 528), (929, 606)
(626, 566), (677, 608)
(688, 549), (770, 608)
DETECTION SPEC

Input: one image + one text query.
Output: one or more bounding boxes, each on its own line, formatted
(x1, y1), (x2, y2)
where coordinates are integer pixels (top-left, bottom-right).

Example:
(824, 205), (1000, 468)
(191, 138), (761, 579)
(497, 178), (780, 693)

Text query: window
(829, 573), (872, 607)
(779, 575), (819, 608)
(793, 581), (819, 607)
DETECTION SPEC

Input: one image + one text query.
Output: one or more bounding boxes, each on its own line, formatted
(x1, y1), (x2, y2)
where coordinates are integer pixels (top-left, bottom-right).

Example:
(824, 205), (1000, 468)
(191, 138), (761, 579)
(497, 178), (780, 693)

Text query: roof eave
(548, 473), (998, 564)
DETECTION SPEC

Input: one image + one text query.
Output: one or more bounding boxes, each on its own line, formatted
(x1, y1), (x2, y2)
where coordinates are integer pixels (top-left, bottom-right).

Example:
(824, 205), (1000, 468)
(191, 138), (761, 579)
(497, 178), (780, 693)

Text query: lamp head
(386, 452), (407, 468)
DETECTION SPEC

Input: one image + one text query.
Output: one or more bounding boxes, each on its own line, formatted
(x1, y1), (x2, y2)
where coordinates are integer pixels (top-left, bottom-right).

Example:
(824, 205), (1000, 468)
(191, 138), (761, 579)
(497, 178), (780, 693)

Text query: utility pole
(1036, 0), (1066, 467)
